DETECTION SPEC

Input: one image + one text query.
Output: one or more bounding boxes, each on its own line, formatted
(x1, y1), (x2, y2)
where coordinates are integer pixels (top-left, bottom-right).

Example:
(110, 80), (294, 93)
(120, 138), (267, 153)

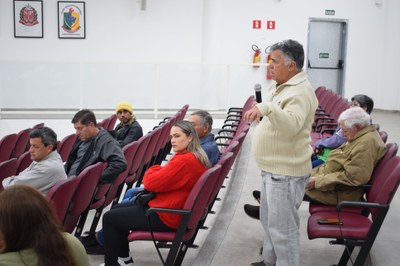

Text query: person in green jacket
(0, 185), (90, 266)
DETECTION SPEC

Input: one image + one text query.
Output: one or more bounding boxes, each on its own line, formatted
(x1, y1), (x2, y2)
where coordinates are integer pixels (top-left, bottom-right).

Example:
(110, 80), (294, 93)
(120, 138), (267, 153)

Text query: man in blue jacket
(188, 110), (220, 166)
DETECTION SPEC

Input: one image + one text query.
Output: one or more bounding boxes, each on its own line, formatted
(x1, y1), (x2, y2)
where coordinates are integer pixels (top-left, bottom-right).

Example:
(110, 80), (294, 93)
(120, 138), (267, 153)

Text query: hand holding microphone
(245, 84), (263, 122)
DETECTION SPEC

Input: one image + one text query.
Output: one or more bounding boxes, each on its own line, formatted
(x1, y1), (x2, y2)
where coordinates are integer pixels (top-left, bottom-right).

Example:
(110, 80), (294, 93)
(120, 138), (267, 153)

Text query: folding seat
(227, 95), (255, 117)
(97, 117), (111, 129)
(32, 123), (44, 129)
(379, 130), (388, 143)
(155, 116), (177, 165)
(107, 114), (118, 130)
(0, 133), (17, 163)
(0, 158), (18, 191)
(309, 142), (398, 215)
(77, 140), (140, 236)
(307, 156), (400, 266)
(124, 132), (151, 189)
(11, 128), (31, 158)
(16, 151), (32, 174)
(149, 122), (170, 167)
(314, 86), (327, 101)
(57, 133), (78, 162)
(46, 176), (81, 224)
(133, 126), (163, 187)
(127, 164), (222, 266)
(62, 162), (105, 234)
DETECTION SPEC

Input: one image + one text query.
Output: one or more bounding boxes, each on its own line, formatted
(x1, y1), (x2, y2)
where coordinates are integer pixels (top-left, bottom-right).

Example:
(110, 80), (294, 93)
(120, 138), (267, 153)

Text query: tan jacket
(305, 125), (386, 205)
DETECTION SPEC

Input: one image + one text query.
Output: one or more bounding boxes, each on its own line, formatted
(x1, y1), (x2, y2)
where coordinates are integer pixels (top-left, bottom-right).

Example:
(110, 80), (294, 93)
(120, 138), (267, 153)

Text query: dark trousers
(103, 199), (174, 266)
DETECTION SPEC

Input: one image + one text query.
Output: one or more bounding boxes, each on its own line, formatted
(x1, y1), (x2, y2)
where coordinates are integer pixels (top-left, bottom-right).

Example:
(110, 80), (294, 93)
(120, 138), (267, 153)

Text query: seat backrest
(16, 151), (33, 174)
(367, 156), (400, 219)
(207, 152), (235, 208)
(183, 164), (222, 230)
(32, 123), (44, 129)
(107, 114), (118, 130)
(126, 132), (151, 184)
(0, 158), (18, 191)
(241, 95), (256, 114)
(97, 117), (111, 129)
(11, 128), (31, 158)
(57, 133), (78, 162)
(368, 143), (398, 186)
(178, 104), (189, 120)
(103, 140), (140, 206)
(63, 162), (105, 232)
(379, 131), (388, 143)
(46, 176), (81, 223)
(0, 133), (18, 163)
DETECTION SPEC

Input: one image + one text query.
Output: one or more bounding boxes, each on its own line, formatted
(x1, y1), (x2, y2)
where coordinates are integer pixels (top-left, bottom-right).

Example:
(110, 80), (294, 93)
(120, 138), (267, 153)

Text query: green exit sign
(325, 9), (335, 16)
(319, 53), (329, 59)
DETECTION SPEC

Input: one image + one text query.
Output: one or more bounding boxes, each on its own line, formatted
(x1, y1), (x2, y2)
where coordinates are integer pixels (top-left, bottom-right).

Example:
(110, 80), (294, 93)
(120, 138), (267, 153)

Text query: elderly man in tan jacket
(305, 106), (386, 205)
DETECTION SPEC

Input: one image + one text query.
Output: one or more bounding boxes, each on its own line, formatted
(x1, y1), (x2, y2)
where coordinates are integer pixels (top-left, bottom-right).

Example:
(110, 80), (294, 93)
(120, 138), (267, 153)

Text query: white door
(307, 18), (347, 95)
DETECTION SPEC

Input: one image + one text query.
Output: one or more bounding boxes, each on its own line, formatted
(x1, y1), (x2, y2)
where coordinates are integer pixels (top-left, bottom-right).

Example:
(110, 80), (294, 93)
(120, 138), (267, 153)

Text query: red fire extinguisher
(252, 44), (261, 68)
(265, 45), (272, 79)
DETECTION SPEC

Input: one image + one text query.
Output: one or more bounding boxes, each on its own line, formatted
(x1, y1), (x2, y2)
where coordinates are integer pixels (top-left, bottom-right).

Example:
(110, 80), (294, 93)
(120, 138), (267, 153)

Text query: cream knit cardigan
(253, 71), (318, 177)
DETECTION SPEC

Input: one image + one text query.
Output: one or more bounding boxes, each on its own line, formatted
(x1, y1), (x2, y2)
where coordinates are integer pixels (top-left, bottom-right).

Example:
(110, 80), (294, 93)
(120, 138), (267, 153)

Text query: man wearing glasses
(65, 109), (127, 184)
(244, 40), (318, 266)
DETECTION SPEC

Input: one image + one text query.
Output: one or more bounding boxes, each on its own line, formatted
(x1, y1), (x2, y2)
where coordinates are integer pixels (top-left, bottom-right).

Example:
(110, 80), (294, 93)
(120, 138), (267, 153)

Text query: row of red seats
(308, 87), (399, 265)
(45, 104), (189, 236)
(126, 98), (252, 265)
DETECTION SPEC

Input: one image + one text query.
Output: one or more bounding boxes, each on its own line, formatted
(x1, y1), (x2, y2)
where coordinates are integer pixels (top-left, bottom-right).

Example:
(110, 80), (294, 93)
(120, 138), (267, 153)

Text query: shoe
(250, 261), (266, 266)
(244, 204), (260, 220)
(81, 233), (99, 248)
(85, 243), (105, 255)
(253, 190), (261, 203)
(118, 257), (134, 266)
(99, 257), (134, 266)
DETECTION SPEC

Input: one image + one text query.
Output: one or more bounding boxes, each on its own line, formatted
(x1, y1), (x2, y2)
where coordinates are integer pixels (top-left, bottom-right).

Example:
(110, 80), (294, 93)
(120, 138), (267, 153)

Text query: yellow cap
(115, 101), (133, 114)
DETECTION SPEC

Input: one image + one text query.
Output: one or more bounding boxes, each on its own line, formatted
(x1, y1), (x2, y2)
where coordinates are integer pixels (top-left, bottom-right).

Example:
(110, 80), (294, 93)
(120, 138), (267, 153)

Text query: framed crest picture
(58, 1), (86, 39)
(13, 0), (43, 38)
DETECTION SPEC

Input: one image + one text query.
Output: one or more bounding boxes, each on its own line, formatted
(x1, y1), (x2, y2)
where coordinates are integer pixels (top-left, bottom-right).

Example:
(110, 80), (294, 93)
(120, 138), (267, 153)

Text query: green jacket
(305, 125), (386, 205)
(0, 233), (90, 266)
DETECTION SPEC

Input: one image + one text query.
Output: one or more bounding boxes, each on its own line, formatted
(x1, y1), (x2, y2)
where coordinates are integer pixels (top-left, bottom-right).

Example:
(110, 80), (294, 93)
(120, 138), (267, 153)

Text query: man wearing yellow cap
(114, 102), (143, 147)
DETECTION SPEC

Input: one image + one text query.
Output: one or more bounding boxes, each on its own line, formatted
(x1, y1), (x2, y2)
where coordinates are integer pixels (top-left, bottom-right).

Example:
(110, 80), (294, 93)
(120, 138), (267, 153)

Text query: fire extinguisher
(252, 44), (261, 68)
(265, 45), (272, 79)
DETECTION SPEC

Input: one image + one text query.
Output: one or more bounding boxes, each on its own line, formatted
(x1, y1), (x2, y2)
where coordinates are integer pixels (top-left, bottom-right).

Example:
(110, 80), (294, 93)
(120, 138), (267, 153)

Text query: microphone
(254, 84), (262, 103)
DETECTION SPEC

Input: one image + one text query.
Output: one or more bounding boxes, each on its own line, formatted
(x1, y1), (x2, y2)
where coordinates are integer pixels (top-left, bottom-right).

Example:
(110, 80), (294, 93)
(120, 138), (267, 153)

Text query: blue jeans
(97, 187), (143, 246)
(260, 171), (309, 266)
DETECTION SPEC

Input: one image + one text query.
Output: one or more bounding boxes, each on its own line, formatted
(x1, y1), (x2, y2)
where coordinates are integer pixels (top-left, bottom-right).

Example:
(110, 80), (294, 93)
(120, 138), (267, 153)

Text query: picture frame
(58, 1), (86, 39)
(13, 0), (43, 38)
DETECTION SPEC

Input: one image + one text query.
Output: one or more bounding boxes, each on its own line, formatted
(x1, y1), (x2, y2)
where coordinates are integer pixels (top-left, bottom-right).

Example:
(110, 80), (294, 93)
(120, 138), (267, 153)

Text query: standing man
(188, 110), (220, 166)
(2, 127), (67, 195)
(113, 101), (143, 147)
(65, 109), (127, 184)
(244, 40), (318, 266)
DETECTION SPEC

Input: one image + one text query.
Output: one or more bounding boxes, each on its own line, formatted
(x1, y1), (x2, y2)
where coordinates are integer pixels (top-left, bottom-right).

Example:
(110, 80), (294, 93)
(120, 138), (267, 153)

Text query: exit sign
(325, 9), (335, 16)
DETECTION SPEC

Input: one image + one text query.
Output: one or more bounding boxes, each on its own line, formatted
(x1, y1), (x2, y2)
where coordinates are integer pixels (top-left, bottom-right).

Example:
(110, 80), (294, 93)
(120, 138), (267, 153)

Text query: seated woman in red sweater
(100, 120), (211, 266)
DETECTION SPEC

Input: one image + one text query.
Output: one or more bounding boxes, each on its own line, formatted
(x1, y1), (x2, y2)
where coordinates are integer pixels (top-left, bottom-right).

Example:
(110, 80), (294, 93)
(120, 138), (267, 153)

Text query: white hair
(338, 106), (371, 129)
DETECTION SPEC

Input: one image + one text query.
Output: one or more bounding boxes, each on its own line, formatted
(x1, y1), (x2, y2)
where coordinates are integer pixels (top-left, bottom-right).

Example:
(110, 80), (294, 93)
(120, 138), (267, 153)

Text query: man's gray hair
(338, 107), (371, 129)
(190, 110), (213, 133)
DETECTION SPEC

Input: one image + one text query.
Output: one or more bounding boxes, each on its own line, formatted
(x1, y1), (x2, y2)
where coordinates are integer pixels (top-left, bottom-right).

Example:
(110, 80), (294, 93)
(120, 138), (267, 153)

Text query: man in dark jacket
(65, 109), (127, 183)
(113, 101), (143, 147)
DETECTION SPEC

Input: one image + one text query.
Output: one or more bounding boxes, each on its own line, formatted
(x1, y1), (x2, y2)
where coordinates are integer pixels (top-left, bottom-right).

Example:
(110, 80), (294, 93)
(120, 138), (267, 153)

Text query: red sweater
(143, 152), (207, 229)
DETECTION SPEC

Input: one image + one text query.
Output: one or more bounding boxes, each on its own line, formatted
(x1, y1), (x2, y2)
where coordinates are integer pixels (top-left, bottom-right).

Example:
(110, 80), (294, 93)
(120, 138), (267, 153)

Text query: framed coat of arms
(58, 1), (86, 39)
(14, 0), (43, 38)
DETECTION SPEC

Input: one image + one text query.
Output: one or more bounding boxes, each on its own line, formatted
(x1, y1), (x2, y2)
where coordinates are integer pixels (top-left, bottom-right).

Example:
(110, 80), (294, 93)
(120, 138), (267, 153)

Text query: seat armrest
(336, 201), (388, 211)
